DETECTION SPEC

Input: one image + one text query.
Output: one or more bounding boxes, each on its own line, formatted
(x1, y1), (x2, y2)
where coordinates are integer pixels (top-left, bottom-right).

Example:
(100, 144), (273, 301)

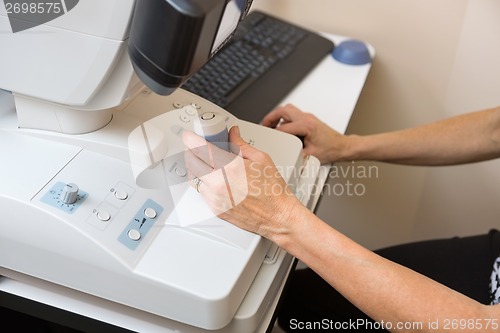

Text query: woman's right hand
(183, 126), (308, 242)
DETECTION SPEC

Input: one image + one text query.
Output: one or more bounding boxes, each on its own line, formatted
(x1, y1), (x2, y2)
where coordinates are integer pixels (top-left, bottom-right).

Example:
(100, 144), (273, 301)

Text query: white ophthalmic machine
(0, 0), (321, 332)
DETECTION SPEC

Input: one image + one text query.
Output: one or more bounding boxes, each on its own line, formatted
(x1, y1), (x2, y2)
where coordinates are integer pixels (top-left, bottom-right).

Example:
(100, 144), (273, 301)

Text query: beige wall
(252, 0), (500, 249)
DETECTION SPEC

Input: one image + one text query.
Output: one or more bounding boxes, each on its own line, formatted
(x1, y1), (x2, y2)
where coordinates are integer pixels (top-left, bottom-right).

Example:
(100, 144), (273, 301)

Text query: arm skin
(183, 111), (500, 332)
(274, 205), (500, 333)
(262, 104), (500, 165)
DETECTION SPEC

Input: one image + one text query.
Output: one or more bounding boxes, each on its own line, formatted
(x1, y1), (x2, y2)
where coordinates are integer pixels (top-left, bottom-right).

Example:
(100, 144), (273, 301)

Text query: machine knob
(193, 112), (229, 151)
(61, 183), (79, 204)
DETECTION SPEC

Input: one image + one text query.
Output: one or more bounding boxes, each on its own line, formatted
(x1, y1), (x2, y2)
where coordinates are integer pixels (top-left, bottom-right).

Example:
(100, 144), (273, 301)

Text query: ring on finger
(193, 177), (202, 193)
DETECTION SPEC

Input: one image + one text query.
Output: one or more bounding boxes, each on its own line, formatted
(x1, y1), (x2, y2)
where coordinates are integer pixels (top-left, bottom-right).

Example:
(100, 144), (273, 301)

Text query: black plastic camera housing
(128, 0), (252, 95)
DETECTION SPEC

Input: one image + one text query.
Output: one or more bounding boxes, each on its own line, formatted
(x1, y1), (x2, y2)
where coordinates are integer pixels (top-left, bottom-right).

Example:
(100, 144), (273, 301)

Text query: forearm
(272, 209), (498, 332)
(343, 107), (500, 165)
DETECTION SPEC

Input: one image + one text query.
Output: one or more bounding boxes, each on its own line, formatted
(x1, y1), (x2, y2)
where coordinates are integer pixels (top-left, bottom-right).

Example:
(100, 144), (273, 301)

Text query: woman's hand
(262, 104), (350, 164)
(182, 126), (306, 241)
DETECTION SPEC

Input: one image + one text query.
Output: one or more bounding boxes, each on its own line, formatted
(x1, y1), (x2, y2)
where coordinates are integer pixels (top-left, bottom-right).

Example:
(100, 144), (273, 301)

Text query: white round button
(201, 112), (216, 120)
(175, 166), (187, 177)
(97, 211), (111, 222)
(128, 229), (141, 241)
(144, 207), (157, 219)
(114, 190), (128, 200)
(183, 105), (197, 116)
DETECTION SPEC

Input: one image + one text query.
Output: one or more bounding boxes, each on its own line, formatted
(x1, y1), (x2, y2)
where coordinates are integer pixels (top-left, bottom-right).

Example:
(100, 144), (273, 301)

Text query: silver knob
(61, 183), (79, 204)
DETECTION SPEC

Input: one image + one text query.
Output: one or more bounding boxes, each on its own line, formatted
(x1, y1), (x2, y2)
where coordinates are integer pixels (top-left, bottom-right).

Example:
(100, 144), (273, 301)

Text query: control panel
(118, 199), (164, 250)
(34, 149), (174, 267)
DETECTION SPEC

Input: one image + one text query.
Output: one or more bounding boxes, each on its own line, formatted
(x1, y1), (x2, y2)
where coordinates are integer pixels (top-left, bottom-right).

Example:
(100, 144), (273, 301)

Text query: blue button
(332, 40), (372, 65)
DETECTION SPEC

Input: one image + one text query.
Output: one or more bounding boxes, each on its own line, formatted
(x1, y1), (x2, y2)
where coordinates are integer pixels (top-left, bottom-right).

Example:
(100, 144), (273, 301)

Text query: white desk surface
(283, 33), (374, 134)
(0, 32), (373, 333)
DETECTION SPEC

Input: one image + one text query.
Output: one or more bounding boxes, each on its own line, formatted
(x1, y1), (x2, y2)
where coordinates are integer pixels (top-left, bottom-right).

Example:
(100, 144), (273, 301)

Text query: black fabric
(277, 229), (500, 332)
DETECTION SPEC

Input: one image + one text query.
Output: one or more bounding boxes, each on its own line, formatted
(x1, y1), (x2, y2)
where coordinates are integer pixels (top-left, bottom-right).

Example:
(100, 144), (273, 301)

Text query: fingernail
(233, 125), (241, 136)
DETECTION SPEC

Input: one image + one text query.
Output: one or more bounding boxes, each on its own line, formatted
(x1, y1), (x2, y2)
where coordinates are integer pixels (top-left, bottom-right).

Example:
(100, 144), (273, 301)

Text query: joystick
(193, 111), (229, 151)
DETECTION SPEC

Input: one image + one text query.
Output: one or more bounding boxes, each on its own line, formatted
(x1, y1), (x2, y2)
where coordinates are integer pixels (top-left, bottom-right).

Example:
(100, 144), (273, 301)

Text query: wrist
(271, 205), (335, 266)
(268, 199), (316, 252)
(338, 134), (364, 161)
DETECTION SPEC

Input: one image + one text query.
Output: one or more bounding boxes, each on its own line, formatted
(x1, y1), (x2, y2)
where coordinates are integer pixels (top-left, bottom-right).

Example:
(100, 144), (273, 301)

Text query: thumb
(229, 126), (263, 161)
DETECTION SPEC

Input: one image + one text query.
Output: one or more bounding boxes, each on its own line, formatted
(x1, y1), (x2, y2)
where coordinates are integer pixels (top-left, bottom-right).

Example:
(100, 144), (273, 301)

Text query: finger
(261, 104), (304, 128)
(182, 131), (212, 165)
(183, 131), (235, 169)
(187, 163), (237, 216)
(185, 161), (221, 191)
(261, 105), (293, 128)
(229, 126), (269, 162)
(261, 107), (285, 128)
(274, 120), (309, 138)
(184, 146), (240, 204)
(186, 169), (219, 196)
(184, 148), (214, 180)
